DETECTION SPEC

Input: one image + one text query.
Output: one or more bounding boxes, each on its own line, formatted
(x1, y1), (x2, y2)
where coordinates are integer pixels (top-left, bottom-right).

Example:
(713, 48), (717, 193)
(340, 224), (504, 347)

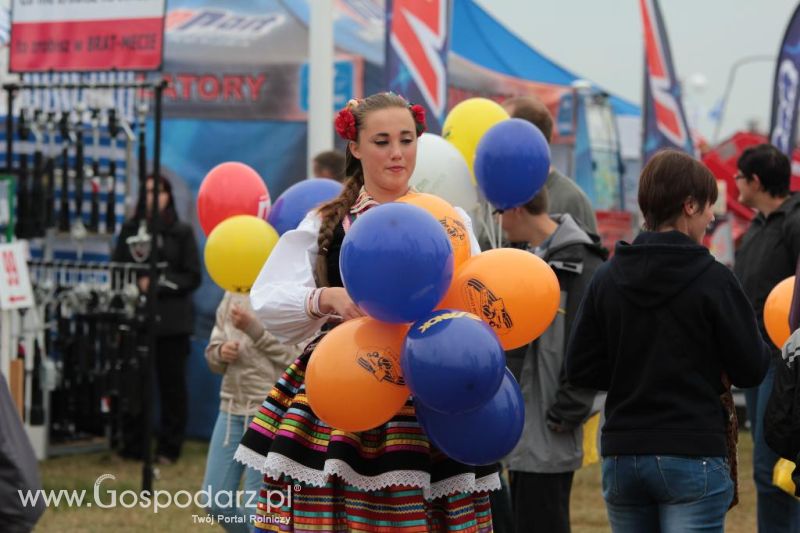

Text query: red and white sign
(10, 0), (166, 72)
(0, 243), (33, 310)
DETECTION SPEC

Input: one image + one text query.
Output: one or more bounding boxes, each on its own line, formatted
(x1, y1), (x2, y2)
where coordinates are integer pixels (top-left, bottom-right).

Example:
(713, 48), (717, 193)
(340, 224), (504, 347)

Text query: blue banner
(384, 0), (451, 133)
(769, 4), (800, 156)
(639, 0), (694, 162)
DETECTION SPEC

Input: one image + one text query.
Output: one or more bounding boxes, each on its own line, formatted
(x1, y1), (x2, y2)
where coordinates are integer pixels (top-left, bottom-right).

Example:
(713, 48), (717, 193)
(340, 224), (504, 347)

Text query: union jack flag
(639, 0), (695, 161)
(384, 0), (450, 133)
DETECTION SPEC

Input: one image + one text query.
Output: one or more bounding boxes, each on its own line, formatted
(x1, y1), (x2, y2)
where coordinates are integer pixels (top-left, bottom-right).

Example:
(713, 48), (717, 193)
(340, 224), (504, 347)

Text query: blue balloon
(340, 203), (454, 324)
(474, 118), (551, 211)
(402, 310), (505, 414)
(415, 369), (524, 466)
(268, 178), (344, 235)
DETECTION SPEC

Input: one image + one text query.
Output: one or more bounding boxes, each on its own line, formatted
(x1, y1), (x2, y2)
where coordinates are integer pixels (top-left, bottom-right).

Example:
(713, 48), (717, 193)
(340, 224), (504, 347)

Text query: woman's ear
(349, 140), (361, 160)
(683, 197), (700, 216)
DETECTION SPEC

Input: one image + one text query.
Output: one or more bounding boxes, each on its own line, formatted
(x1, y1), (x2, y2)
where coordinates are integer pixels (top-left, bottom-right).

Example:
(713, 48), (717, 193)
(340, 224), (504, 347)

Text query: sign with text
(0, 242), (34, 310)
(10, 0), (166, 72)
(161, 58), (362, 120)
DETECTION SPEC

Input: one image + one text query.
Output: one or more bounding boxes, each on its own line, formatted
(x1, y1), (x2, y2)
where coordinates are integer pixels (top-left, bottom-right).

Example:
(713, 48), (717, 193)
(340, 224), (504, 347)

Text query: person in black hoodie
(113, 174), (201, 464)
(565, 150), (770, 532)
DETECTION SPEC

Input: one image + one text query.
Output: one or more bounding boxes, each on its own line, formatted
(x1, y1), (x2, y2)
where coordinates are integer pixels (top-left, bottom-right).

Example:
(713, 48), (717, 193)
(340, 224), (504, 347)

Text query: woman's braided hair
(314, 92), (423, 286)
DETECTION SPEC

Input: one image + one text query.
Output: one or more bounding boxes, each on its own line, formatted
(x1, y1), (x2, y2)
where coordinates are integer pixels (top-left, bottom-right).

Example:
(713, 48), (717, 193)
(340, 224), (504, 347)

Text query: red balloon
(197, 162), (270, 236)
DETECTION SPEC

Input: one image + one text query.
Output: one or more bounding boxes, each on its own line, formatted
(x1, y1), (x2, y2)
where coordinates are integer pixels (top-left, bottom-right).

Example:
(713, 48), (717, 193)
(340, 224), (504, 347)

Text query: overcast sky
(477, 0), (798, 144)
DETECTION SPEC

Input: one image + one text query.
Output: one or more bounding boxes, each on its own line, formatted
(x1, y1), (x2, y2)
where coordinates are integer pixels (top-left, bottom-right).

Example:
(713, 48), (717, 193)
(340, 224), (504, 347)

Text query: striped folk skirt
(235, 336), (499, 532)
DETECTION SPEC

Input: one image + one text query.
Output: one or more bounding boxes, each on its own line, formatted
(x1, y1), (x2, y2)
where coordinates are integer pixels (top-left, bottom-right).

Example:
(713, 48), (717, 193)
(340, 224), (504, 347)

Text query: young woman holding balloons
(234, 92), (499, 532)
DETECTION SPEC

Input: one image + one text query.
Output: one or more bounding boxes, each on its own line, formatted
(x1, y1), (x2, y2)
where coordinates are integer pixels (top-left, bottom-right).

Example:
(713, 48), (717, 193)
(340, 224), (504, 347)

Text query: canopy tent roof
(450, 1), (640, 117)
(282, 0), (641, 117)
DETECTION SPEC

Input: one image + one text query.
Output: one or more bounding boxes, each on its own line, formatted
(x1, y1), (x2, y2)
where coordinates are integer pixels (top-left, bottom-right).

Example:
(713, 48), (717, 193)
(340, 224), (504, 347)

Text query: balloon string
(490, 206), (498, 249)
(477, 200), (494, 249)
(496, 213), (503, 250)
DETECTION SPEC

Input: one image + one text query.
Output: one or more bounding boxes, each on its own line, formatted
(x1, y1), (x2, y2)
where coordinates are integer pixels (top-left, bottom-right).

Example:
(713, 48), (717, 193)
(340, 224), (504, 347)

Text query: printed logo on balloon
(463, 278), (513, 334)
(356, 348), (406, 386)
(441, 216), (467, 243)
(417, 310), (478, 333)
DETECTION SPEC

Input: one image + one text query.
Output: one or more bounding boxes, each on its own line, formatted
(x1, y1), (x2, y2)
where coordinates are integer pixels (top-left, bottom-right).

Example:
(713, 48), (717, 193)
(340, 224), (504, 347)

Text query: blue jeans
(745, 360), (800, 532)
(601, 455), (732, 533)
(201, 411), (263, 533)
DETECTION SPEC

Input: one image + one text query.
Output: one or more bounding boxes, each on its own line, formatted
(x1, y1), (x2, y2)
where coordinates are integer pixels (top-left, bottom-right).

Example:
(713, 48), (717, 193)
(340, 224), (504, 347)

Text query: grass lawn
(35, 435), (758, 532)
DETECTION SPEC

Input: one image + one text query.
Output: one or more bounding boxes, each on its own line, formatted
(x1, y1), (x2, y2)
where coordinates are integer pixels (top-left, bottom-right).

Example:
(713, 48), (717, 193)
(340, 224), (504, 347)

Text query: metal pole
(712, 55), (773, 144)
(308, 0), (334, 177)
(141, 80), (166, 495)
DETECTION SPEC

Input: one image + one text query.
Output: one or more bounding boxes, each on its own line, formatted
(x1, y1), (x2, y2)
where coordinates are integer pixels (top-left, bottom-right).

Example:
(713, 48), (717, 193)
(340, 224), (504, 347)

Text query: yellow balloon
(442, 98), (510, 181)
(205, 215), (279, 293)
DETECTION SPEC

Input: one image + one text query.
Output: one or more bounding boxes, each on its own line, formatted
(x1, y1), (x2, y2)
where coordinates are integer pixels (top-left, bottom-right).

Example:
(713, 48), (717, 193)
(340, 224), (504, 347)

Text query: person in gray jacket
(201, 292), (300, 532)
(501, 187), (606, 533)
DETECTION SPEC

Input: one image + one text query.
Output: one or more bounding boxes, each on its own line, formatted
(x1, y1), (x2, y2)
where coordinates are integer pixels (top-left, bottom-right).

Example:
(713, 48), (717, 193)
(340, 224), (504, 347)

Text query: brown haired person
(312, 149), (346, 182)
(502, 187), (605, 533)
(733, 143), (800, 532)
(566, 150), (769, 532)
(503, 95), (597, 234)
(234, 93), (498, 531)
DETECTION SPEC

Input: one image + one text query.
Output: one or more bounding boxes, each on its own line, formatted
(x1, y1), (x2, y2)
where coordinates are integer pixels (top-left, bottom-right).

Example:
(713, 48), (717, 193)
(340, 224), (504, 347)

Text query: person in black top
(113, 174), (201, 464)
(733, 143), (800, 532)
(566, 149), (769, 532)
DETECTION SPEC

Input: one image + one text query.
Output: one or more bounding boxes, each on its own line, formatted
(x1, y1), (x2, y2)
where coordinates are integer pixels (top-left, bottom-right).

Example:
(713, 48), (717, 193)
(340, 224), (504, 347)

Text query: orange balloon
(439, 249), (560, 350)
(764, 276), (796, 349)
(397, 191), (471, 270)
(306, 318), (410, 432)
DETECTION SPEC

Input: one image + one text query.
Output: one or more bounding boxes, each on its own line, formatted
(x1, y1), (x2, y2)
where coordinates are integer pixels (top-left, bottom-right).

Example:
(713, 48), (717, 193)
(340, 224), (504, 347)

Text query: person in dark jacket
(0, 374), (44, 533)
(733, 143), (800, 532)
(502, 187), (605, 533)
(113, 174), (201, 464)
(566, 150), (770, 532)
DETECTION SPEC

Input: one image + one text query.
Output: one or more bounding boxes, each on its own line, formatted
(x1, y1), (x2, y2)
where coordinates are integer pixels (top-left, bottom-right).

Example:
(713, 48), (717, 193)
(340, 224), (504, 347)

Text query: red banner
(10, 0), (166, 72)
(596, 210), (634, 256)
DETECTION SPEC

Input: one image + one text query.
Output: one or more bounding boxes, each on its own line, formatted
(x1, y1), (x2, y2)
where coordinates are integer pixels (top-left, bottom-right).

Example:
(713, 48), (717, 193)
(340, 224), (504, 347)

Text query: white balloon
(410, 133), (479, 214)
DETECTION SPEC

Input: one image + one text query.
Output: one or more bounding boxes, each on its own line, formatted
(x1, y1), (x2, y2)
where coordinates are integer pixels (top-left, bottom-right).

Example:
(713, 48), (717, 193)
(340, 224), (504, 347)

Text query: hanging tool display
(1, 79), (169, 474)
(15, 107), (30, 239)
(22, 259), (166, 454)
(2, 79), (154, 239)
(137, 100), (148, 215)
(44, 112), (57, 230)
(105, 109), (119, 235)
(87, 108), (102, 233)
(29, 110), (46, 237)
(57, 111), (74, 233)
(72, 102), (87, 239)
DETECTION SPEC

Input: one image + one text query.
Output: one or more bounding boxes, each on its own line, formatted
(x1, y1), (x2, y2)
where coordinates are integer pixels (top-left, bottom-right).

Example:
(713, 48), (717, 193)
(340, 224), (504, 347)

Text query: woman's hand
(219, 341), (240, 363)
(318, 287), (365, 321)
(230, 304), (256, 332)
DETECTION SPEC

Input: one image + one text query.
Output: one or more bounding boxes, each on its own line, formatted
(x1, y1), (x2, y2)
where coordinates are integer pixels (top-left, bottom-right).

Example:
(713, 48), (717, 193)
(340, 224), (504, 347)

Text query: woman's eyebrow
(372, 130), (415, 137)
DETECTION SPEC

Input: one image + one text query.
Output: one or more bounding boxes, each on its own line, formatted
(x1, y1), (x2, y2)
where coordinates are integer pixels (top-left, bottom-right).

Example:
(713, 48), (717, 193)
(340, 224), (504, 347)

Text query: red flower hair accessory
(410, 104), (427, 136)
(335, 98), (362, 141)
